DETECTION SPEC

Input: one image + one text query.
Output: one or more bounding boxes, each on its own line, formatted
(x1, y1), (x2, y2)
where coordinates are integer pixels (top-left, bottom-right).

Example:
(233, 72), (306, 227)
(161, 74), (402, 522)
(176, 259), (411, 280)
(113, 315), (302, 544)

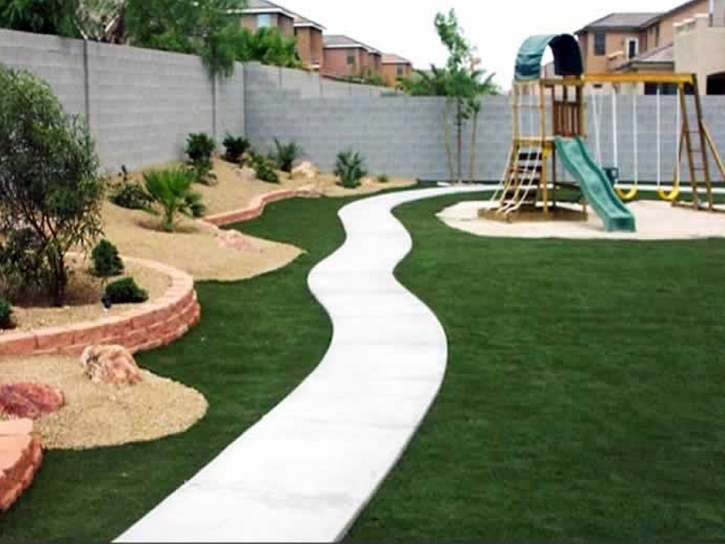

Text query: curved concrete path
(116, 186), (482, 543)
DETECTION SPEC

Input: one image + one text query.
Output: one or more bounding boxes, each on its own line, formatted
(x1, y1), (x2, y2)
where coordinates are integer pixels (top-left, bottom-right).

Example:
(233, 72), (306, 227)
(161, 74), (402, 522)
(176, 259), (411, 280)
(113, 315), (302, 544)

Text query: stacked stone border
(203, 185), (321, 227)
(0, 257), (200, 358)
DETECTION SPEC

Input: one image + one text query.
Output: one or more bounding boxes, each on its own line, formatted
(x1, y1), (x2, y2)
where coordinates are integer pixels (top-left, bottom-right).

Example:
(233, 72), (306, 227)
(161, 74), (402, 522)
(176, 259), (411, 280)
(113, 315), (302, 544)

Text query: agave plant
(334, 150), (368, 189)
(271, 138), (303, 173)
(143, 168), (205, 232)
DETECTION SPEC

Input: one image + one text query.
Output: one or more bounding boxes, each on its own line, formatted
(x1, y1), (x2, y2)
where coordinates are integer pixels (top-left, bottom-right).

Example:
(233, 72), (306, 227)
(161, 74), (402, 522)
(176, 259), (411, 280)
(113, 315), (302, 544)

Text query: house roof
(577, 12), (661, 33)
(641, 0), (707, 26)
(382, 53), (412, 65)
(323, 35), (381, 54)
(616, 43), (675, 70)
(240, 0), (325, 30)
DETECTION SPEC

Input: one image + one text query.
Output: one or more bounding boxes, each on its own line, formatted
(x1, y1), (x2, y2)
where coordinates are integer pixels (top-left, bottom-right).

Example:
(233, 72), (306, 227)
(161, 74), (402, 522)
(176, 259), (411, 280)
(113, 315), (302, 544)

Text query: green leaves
(271, 138), (303, 174)
(335, 150), (367, 189)
(143, 167), (205, 231)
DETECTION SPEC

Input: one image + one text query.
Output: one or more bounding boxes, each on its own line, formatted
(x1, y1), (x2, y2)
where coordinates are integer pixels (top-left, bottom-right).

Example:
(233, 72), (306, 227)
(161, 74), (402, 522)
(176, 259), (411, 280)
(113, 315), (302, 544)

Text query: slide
(554, 136), (637, 233)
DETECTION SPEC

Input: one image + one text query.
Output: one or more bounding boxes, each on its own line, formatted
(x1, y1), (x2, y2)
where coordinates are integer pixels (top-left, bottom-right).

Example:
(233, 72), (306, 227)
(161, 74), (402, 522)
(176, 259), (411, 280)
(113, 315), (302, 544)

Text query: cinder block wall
(0, 28), (245, 173)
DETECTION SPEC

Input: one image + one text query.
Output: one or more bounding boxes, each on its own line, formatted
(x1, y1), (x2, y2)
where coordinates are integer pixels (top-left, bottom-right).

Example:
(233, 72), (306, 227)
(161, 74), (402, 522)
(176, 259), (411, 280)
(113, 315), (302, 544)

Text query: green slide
(554, 136), (637, 232)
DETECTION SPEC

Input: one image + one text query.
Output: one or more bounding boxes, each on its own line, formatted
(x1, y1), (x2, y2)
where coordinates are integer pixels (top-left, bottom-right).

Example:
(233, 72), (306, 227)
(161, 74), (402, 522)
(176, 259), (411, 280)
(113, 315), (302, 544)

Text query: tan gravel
(0, 354), (208, 450)
(438, 200), (725, 240)
(317, 174), (417, 198)
(0, 255), (171, 335)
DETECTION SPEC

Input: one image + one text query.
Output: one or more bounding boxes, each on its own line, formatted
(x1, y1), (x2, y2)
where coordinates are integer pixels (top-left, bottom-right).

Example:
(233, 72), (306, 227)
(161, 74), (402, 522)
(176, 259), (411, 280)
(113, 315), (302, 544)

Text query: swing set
(488, 34), (725, 227)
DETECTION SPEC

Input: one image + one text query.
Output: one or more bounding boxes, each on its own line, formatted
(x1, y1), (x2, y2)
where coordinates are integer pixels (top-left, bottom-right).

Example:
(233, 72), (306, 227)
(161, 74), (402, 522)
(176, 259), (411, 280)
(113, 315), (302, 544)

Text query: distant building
(382, 54), (413, 87)
(575, 0), (725, 94)
(294, 15), (326, 71)
(322, 35), (382, 79)
(239, 0), (295, 38)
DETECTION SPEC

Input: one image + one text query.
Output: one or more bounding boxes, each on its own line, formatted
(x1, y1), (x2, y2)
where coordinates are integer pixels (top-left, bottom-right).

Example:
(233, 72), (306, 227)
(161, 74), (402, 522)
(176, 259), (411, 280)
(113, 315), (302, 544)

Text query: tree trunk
(442, 109), (455, 183)
(469, 108), (479, 183)
(48, 247), (67, 307)
(456, 99), (463, 184)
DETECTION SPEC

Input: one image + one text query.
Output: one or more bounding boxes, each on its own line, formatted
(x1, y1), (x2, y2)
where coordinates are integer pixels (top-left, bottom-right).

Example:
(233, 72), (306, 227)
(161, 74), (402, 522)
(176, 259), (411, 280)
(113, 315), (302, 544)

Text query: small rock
(235, 166), (256, 182)
(217, 230), (262, 252)
(80, 345), (143, 386)
(0, 383), (65, 419)
(291, 161), (318, 180)
(361, 176), (376, 186)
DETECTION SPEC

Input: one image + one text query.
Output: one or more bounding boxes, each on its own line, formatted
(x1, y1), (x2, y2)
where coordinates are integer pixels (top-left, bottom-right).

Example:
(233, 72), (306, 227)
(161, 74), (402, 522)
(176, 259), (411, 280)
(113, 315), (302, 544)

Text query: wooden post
(692, 76), (714, 211)
(679, 83), (699, 208)
(577, 83), (585, 138)
(539, 82), (548, 213)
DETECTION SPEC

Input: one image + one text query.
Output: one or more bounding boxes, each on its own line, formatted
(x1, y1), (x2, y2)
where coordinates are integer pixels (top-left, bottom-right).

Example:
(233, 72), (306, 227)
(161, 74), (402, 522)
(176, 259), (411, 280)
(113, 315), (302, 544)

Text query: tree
(124, 0), (247, 76)
(0, 64), (104, 306)
(233, 27), (302, 69)
(0, 0), (81, 37)
(400, 10), (499, 183)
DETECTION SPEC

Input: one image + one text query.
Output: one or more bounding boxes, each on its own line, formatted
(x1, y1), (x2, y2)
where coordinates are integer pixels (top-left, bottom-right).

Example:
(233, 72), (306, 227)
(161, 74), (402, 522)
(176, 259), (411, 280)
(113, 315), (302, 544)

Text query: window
(626, 37), (639, 59)
(655, 24), (660, 47)
(396, 65), (404, 77)
(257, 14), (272, 28)
(347, 54), (356, 66)
(594, 31), (606, 56)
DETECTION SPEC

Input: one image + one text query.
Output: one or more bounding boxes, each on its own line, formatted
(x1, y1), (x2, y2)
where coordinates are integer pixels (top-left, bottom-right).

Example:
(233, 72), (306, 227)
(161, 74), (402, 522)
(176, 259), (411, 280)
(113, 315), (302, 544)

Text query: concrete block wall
(0, 29), (245, 173)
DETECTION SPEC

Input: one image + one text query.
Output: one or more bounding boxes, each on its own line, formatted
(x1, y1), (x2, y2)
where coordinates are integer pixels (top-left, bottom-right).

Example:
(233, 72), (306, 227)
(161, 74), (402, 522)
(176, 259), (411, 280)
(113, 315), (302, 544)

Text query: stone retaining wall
(0, 258), (200, 358)
(203, 186), (320, 226)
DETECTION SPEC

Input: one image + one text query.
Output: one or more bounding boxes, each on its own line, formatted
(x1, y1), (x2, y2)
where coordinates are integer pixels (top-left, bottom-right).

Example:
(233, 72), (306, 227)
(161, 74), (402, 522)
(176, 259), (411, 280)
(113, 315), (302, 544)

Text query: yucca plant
(335, 150), (368, 189)
(143, 168), (206, 232)
(271, 138), (303, 173)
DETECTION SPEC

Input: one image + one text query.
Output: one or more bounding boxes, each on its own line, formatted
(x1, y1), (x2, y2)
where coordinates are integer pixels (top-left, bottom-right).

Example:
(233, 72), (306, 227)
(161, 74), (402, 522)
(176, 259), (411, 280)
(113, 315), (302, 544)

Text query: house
(575, 0), (725, 94)
(239, 0), (325, 70)
(293, 15), (326, 70)
(382, 54), (413, 87)
(239, 0), (296, 37)
(322, 35), (383, 79)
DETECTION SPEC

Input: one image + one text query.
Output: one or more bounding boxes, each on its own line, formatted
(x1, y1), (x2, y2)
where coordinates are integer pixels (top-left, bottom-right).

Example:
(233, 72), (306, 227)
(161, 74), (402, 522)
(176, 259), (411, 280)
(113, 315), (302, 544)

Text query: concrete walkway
(115, 186), (482, 543)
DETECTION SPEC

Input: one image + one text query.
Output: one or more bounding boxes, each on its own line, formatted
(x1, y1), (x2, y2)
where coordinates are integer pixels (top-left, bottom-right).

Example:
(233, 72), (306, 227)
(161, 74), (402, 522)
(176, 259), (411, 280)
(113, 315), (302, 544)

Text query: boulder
(292, 161), (318, 180)
(0, 383), (65, 420)
(235, 166), (257, 182)
(80, 345), (143, 386)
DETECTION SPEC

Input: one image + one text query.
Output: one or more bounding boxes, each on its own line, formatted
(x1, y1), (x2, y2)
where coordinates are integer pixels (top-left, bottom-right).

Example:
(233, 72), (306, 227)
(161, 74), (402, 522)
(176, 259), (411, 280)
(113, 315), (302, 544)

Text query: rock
(361, 176), (376, 186)
(217, 230), (262, 252)
(235, 166), (256, 182)
(292, 161), (318, 180)
(0, 383), (65, 419)
(80, 345), (143, 386)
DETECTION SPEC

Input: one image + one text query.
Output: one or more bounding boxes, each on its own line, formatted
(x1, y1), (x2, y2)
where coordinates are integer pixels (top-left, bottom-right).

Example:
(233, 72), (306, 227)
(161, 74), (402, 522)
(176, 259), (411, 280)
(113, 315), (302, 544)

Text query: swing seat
(615, 185), (638, 201)
(657, 186), (681, 202)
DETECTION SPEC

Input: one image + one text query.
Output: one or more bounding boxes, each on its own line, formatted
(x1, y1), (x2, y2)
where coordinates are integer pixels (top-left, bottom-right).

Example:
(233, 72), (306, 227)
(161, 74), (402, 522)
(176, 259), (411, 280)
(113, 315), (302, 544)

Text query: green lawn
(0, 195), (363, 541)
(348, 193), (725, 541)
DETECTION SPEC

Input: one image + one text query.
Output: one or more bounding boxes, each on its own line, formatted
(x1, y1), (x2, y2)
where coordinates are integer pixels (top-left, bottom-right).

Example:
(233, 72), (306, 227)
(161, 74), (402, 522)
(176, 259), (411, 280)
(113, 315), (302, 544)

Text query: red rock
(0, 383), (65, 420)
(80, 345), (143, 386)
(217, 230), (263, 252)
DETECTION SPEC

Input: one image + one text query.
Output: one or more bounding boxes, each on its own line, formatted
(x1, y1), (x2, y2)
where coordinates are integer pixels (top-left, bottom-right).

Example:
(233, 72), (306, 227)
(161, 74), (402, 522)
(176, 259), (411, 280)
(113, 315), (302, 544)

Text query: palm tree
(143, 168), (205, 232)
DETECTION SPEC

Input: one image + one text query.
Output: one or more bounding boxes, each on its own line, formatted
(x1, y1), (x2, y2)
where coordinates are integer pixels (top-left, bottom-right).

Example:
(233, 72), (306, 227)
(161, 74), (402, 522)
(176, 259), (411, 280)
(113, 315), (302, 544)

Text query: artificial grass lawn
(0, 195), (363, 541)
(349, 193), (725, 541)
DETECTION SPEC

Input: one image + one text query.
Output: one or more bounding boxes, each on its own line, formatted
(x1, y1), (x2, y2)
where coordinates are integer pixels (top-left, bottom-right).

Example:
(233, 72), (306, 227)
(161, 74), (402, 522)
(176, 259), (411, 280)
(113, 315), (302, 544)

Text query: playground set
(486, 34), (725, 232)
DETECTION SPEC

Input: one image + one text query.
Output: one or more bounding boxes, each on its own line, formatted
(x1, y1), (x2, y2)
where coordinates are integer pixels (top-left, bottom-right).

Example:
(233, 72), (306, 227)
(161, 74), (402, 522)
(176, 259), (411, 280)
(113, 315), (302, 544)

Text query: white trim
(239, 7), (295, 18)
(324, 43), (381, 54)
(626, 37), (640, 59)
(294, 21), (325, 31)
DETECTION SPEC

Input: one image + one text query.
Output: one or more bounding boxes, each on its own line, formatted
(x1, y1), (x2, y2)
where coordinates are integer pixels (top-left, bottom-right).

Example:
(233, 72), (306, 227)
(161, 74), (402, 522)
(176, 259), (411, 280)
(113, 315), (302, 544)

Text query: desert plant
(185, 132), (217, 185)
(110, 182), (154, 211)
(0, 297), (13, 330)
(0, 65), (104, 306)
(222, 134), (250, 163)
(143, 168), (206, 232)
(271, 138), (303, 173)
(0, 228), (51, 300)
(378, 173), (390, 183)
(104, 277), (148, 304)
(248, 152), (280, 184)
(335, 150), (368, 189)
(91, 239), (124, 277)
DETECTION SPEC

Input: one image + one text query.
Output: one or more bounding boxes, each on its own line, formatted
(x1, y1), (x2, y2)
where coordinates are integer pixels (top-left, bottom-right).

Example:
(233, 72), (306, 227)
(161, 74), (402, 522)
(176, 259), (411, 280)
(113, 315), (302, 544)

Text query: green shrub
(185, 133), (217, 185)
(222, 134), (250, 163)
(110, 168), (154, 211)
(0, 297), (14, 330)
(185, 133), (216, 164)
(335, 150), (368, 189)
(378, 173), (390, 183)
(91, 239), (124, 277)
(0, 65), (104, 307)
(105, 277), (149, 304)
(248, 152), (280, 184)
(0, 228), (51, 301)
(143, 168), (206, 232)
(271, 138), (303, 173)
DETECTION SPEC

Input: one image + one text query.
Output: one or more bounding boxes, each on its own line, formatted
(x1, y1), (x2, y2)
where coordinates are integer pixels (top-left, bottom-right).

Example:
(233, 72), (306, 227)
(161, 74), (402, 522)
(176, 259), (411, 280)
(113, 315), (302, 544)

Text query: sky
(280, 0), (694, 89)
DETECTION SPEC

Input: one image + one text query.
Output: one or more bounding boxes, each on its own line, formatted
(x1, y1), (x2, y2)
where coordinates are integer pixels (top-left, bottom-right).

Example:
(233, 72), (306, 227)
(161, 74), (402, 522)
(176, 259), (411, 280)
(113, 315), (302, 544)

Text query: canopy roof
(514, 34), (583, 82)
